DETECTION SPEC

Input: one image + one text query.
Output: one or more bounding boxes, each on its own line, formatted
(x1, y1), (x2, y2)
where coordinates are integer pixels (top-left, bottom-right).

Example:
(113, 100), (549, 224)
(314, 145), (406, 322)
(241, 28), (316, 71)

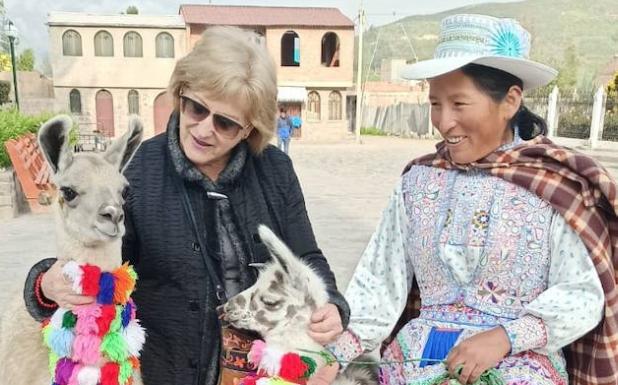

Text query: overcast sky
(5, 0), (519, 69)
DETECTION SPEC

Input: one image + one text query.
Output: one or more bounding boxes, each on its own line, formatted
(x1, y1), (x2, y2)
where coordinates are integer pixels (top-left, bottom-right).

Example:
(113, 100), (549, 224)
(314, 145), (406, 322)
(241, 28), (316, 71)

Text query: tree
(607, 71), (618, 113)
(0, 53), (11, 72)
(0, 80), (10, 104)
(17, 49), (34, 71)
(554, 45), (579, 92)
(126, 6), (138, 14)
(608, 71), (618, 93)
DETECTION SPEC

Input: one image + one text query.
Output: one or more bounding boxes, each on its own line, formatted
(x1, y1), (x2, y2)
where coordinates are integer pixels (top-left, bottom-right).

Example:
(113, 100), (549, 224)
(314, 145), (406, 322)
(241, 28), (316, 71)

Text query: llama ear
(258, 225), (292, 274)
(248, 262), (267, 271)
(38, 115), (73, 174)
(104, 115), (143, 172)
(257, 224), (308, 287)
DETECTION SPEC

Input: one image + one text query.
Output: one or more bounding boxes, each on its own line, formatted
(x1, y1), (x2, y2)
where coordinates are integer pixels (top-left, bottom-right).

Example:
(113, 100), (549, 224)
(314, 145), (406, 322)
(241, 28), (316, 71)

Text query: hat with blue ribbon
(400, 14), (558, 90)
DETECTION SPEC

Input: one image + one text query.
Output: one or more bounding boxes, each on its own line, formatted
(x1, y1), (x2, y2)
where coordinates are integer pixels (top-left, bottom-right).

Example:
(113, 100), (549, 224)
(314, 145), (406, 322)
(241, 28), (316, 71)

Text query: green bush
(0, 81), (10, 105)
(606, 91), (618, 113)
(0, 109), (55, 168)
(360, 126), (386, 136)
(557, 109), (591, 139)
(602, 112), (618, 141)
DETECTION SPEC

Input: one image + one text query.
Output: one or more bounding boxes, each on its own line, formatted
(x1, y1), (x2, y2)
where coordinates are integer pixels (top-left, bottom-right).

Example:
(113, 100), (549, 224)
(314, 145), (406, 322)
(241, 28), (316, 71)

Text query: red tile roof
(179, 4), (354, 28)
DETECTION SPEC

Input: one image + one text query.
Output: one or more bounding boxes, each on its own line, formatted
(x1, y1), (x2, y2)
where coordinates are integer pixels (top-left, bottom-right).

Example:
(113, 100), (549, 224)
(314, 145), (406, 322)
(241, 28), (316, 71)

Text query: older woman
(24, 26), (349, 385)
(314, 14), (617, 385)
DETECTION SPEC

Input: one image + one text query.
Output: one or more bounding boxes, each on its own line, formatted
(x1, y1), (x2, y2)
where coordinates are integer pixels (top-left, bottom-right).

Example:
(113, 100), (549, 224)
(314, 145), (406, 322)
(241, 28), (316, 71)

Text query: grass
(360, 127), (387, 136)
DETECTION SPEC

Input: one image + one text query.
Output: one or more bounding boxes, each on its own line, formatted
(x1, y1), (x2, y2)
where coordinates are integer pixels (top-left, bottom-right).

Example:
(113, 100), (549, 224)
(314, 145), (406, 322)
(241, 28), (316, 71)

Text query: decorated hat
(400, 14), (558, 90)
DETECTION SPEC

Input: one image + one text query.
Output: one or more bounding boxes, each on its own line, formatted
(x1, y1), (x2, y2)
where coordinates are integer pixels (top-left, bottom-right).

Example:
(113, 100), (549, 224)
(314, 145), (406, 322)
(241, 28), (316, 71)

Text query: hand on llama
(41, 260), (95, 309)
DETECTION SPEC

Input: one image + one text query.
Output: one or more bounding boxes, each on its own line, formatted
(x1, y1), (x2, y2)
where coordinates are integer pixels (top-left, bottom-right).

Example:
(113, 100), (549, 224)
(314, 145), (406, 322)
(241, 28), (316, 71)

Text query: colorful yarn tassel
(42, 262), (141, 385)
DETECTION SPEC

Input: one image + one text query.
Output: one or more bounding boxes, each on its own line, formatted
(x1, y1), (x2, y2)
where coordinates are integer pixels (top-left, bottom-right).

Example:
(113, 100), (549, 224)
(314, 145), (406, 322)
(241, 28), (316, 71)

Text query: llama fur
(0, 114), (143, 385)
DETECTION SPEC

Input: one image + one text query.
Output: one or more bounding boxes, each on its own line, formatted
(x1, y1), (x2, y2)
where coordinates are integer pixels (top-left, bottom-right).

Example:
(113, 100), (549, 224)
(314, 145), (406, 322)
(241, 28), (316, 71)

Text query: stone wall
(0, 168), (29, 220)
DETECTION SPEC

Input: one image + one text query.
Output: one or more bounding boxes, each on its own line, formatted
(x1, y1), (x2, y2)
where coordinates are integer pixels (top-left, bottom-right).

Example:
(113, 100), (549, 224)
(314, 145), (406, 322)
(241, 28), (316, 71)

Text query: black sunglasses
(180, 95), (249, 139)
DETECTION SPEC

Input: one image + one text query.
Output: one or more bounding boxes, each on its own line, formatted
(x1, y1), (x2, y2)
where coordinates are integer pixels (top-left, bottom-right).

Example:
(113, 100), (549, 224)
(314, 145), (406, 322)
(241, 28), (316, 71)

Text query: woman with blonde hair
(24, 26), (349, 385)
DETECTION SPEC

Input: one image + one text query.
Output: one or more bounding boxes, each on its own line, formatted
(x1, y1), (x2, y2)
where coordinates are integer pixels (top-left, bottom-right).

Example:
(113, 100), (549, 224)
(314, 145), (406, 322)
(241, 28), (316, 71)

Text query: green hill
(364, 0), (618, 87)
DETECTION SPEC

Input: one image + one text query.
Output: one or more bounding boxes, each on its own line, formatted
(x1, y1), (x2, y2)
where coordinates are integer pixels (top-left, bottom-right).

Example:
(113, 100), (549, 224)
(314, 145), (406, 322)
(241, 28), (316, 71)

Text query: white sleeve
(328, 180), (413, 361)
(506, 211), (605, 354)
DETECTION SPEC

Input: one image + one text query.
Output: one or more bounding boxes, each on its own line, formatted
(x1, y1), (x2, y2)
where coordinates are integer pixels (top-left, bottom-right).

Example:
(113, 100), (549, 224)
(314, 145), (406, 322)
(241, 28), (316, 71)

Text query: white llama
(222, 225), (378, 385)
(0, 115), (144, 385)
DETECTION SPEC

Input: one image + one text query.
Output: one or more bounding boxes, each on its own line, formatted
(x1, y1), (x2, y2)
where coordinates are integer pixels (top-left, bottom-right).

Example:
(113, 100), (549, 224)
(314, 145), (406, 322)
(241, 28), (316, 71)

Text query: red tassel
(96, 305), (116, 337)
(100, 362), (120, 385)
(81, 264), (102, 297)
(279, 353), (308, 382)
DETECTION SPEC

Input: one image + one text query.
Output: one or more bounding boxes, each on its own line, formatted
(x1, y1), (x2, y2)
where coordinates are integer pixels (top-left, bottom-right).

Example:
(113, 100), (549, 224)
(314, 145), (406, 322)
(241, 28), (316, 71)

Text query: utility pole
(354, 3), (365, 144)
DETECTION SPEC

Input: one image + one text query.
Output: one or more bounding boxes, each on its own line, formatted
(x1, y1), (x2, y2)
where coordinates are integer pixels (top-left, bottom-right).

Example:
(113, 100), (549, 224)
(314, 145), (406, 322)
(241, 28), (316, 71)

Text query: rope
(296, 349), (505, 385)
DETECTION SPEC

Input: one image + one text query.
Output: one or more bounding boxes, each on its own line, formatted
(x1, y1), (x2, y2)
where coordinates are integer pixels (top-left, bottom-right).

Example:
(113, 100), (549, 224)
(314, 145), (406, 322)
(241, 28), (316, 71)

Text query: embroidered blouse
(330, 139), (605, 364)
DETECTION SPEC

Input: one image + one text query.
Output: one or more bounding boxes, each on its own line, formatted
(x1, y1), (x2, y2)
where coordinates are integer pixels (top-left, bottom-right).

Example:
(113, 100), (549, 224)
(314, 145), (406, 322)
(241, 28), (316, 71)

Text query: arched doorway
(154, 91), (173, 135)
(95, 90), (114, 137)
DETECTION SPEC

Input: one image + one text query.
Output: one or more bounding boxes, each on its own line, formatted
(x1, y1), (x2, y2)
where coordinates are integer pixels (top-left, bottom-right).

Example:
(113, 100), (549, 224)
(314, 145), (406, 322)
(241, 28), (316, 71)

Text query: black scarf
(166, 111), (249, 296)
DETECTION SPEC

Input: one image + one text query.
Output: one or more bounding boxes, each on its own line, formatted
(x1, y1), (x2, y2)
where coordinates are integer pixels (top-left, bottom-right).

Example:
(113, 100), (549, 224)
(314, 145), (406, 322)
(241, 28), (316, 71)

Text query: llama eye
(261, 297), (282, 308)
(60, 187), (78, 202)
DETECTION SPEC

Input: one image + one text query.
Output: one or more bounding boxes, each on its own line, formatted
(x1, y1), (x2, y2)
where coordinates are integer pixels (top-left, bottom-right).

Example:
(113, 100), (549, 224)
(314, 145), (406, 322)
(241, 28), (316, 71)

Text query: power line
(398, 23), (418, 63)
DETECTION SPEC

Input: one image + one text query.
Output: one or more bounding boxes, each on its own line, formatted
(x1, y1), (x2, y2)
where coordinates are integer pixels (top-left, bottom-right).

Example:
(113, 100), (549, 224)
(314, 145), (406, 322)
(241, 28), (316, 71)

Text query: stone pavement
(1, 136), (617, 309)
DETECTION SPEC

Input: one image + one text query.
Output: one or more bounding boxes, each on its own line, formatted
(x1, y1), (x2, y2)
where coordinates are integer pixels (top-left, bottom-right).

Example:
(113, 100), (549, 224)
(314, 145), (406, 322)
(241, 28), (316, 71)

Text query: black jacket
(119, 132), (349, 385)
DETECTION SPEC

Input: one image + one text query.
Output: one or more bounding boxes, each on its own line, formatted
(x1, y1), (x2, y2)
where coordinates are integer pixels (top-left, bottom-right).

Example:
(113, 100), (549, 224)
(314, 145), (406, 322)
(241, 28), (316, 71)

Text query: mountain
(363, 0), (618, 86)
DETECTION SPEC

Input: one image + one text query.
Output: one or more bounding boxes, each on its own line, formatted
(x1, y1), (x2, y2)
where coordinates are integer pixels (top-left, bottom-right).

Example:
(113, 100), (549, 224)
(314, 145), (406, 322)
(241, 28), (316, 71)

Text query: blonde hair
(168, 26), (277, 153)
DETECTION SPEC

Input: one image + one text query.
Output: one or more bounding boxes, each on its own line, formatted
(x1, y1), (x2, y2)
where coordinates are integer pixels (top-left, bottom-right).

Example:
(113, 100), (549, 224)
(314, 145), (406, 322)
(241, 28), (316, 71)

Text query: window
(94, 30), (114, 57)
(128, 90), (139, 115)
(155, 32), (174, 58)
(123, 31), (143, 57)
(307, 91), (321, 120)
(321, 32), (340, 67)
(328, 91), (342, 120)
(62, 30), (82, 56)
(69, 89), (81, 114)
(281, 31), (300, 66)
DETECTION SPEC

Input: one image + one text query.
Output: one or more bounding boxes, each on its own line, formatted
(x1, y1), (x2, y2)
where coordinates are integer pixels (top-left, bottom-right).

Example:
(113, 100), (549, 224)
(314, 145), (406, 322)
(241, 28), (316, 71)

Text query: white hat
(400, 14), (558, 90)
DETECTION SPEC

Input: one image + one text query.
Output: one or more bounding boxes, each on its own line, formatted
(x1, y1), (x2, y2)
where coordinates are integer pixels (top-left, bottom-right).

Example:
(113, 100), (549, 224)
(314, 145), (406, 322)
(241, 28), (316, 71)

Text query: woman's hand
(41, 260), (95, 309)
(307, 361), (340, 385)
(446, 327), (511, 384)
(308, 303), (343, 345)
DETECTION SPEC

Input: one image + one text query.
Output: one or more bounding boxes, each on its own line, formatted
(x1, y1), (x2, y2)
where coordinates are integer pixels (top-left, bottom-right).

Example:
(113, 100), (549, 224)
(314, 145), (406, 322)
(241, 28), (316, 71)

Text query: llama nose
(98, 204), (124, 224)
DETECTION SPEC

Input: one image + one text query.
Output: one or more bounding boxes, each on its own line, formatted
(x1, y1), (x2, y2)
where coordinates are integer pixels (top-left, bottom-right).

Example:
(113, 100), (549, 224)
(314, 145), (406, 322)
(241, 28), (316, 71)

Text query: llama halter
(41, 262), (145, 385)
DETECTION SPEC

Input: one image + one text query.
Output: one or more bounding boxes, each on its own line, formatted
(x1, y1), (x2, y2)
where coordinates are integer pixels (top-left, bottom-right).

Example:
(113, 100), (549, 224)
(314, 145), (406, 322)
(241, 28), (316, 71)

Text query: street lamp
(5, 20), (19, 111)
